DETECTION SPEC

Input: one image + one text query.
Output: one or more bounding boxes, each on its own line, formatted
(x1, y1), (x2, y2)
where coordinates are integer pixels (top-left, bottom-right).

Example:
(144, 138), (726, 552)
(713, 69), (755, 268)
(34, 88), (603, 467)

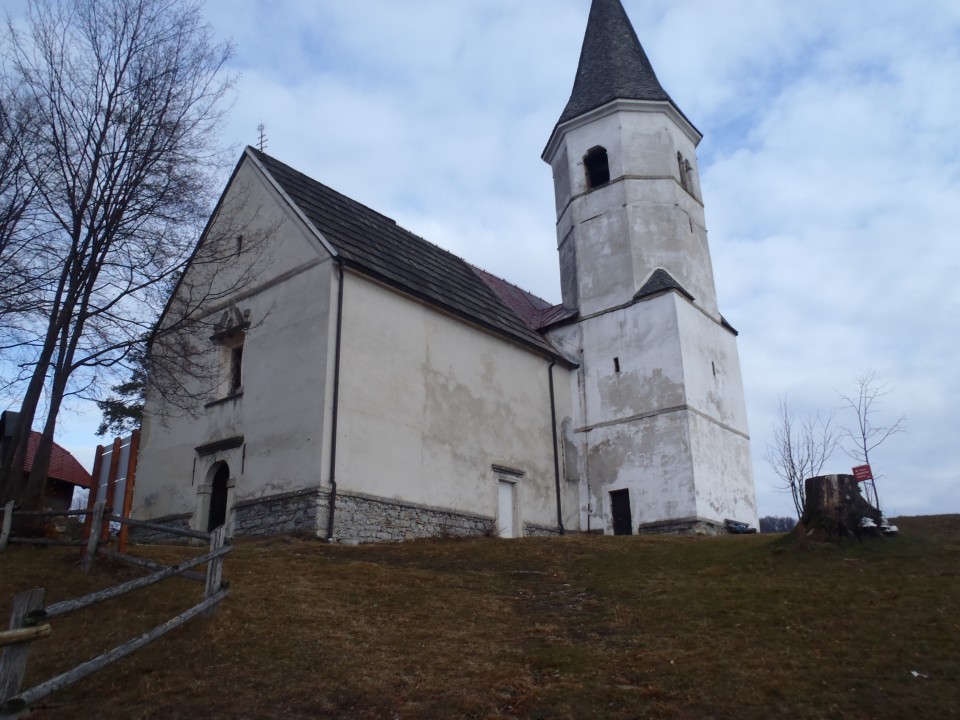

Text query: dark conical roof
(558, 0), (678, 125)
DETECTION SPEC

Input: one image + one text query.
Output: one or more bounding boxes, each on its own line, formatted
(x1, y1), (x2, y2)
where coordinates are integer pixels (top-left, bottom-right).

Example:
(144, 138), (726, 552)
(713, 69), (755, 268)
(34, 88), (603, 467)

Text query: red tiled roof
(471, 266), (577, 331)
(24, 431), (94, 489)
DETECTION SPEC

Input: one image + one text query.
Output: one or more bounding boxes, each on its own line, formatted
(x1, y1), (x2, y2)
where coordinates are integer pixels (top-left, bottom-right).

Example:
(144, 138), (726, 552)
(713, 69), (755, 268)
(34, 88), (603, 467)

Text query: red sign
(852, 465), (873, 482)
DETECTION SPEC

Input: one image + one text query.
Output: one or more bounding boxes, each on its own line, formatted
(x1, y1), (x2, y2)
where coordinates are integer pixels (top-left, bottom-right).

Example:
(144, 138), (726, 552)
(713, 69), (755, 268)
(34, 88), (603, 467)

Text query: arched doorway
(207, 462), (230, 532)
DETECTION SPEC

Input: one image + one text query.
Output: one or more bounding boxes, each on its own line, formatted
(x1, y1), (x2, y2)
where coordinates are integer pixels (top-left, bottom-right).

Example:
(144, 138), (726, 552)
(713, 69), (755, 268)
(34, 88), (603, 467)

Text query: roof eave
(542, 98), (702, 165)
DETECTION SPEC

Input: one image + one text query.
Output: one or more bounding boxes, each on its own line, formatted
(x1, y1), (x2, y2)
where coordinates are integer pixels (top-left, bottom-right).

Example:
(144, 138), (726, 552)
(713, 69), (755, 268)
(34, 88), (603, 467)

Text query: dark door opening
(208, 463), (230, 532)
(610, 489), (633, 536)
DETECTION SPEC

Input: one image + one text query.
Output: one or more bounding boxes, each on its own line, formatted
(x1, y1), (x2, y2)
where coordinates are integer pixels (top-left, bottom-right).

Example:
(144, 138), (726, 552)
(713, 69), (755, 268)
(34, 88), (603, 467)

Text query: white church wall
(549, 107), (719, 318)
(550, 293), (706, 531)
(159, 158), (326, 333)
(577, 294), (685, 427)
(674, 299), (757, 526)
(624, 183), (717, 318)
(674, 300), (750, 432)
(688, 413), (758, 527)
(587, 410), (699, 531)
(336, 273), (576, 534)
(134, 159), (336, 526)
(549, 104), (700, 204)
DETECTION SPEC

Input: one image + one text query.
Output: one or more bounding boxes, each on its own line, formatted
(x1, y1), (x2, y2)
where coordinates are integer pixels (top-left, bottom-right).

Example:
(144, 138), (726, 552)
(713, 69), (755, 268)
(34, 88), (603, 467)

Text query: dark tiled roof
(25, 432), (93, 489)
(471, 266), (577, 331)
(250, 149), (564, 360)
(633, 268), (694, 302)
(556, 0), (686, 126)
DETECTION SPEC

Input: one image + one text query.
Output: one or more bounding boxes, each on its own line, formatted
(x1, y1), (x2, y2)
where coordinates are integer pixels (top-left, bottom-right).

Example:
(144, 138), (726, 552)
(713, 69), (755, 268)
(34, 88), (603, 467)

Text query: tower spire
(557, 0), (679, 125)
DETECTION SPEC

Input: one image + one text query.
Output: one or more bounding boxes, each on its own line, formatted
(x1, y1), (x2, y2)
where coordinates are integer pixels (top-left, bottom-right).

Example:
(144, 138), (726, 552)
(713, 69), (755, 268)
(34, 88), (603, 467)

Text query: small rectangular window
(229, 345), (243, 394)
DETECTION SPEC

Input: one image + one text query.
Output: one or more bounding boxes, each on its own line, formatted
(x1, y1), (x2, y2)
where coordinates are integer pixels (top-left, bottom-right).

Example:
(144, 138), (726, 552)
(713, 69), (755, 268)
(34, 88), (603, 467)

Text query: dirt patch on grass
(2, 516), (958, 719)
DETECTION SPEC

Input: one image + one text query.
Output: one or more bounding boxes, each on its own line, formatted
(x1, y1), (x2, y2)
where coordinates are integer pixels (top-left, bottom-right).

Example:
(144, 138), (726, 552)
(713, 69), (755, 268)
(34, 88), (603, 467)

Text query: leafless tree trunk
(0, 0), (255, 514)
(838, 371), (906, 512)
(764, 397), (841, 519)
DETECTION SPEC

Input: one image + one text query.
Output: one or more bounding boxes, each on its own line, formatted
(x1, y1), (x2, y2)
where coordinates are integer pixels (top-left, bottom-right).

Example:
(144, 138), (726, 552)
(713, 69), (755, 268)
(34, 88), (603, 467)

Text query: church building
(132, 0), (758, 542)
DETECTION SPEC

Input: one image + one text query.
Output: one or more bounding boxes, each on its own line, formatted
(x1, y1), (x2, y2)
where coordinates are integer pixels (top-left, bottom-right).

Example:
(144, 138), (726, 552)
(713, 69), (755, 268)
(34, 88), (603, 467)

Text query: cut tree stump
(797, 474), (881, 542)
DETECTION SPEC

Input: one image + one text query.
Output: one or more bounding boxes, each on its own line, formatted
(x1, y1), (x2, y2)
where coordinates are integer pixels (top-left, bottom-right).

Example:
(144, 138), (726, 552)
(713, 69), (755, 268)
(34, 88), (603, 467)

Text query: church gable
(157, 153), (335, 335)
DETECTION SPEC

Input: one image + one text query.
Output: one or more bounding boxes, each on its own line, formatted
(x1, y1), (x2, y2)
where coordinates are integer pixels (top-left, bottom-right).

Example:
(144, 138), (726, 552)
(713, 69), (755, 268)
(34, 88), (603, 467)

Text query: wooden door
(497, 481), (515, 538)
(208, 463), (230, 532)
(610, 489), (632, 536)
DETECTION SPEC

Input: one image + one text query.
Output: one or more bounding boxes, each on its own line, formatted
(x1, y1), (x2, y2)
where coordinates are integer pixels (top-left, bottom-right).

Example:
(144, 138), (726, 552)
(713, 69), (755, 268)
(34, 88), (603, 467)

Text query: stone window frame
(209, 305), (251, 401)
(195, 457), (239, 537)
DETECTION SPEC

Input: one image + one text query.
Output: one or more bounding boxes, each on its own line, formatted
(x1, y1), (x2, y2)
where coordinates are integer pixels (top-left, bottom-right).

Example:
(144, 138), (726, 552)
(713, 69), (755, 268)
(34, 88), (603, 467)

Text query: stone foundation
(233, 487), (321, 537)
(635, 516), (727, 536)
(131, 487), (567, 544)
(330, 491), (494, 543)
(523, 523), (563, 537)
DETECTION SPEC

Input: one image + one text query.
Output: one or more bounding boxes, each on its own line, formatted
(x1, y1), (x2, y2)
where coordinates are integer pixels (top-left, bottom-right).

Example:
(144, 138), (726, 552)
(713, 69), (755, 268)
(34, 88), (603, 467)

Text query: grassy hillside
(2, 516), (958, 719)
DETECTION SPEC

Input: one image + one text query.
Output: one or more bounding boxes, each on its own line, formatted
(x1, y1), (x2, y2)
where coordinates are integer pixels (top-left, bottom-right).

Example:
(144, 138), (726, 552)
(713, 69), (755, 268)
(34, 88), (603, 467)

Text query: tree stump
(797, 474), (881, 542)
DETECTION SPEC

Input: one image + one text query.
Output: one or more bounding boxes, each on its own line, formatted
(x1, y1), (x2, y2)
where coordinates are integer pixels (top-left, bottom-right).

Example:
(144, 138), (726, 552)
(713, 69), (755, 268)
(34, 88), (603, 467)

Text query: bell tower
(544, 0), (757, 534)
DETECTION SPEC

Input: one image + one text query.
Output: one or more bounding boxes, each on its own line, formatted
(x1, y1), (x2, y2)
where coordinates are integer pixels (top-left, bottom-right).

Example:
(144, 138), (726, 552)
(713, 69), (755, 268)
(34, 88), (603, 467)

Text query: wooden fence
(0, 501), (230, 717)
(0, 430), (139, 555)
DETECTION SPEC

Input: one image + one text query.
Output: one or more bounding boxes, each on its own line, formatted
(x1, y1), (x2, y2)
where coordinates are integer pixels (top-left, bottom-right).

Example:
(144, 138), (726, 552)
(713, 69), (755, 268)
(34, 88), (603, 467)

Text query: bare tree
(0, 89), (50, 332)
(838, 371), (906, 512)
(0, 0), (244, 514)
(764, 397), (841, 519)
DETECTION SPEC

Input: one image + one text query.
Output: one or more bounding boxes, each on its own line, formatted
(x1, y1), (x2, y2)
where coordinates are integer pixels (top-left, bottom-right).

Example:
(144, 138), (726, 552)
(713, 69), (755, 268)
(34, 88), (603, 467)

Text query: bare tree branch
(838, 371), (906, 511)
(764, 397), (841, 519)
(0, 0), (248, 517)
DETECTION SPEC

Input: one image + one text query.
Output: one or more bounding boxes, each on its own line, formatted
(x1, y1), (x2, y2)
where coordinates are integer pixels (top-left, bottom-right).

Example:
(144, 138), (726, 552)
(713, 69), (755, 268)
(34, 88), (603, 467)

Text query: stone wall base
(635, 517), (727, 536)
(131, 487), (569, 545)
(330, 491), (493, 543)
(523, 523), (563, 537)
(234, 488), (320, 537)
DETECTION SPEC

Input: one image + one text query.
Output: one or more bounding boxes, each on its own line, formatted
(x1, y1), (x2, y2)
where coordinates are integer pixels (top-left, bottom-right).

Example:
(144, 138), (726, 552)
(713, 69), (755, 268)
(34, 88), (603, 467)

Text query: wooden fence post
(79, 444), (104, 567)
(81, 502), (105, 574)
(0, 502), (13, 553)
(0, 588), (45, 714)
(204, 525), (227, 613)
(102, 438), (123, 543)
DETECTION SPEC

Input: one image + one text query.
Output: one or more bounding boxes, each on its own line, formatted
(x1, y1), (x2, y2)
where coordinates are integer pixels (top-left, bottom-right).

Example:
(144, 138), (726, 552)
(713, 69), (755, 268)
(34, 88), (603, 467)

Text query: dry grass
(2, 515), (959, 719)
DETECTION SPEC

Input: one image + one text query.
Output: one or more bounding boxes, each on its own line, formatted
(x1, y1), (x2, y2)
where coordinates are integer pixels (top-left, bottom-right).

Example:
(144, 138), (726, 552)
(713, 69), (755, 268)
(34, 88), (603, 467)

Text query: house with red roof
(1, 411), (93, 511)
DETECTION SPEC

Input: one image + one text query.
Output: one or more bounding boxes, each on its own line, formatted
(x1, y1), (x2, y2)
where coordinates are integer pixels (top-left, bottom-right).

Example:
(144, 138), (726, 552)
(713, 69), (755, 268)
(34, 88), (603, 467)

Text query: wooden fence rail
(0, 501), (94, 553)
(0, 504), (230, 717)
(8, 589), (229, 716)
(107, 514), (211, 541)
(46, 545), (231, 619)
(98, 549), (206, 583)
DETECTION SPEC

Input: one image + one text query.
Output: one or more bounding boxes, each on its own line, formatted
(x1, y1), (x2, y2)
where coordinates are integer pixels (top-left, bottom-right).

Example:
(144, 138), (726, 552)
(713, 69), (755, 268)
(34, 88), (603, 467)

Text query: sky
(8, 0), (960, 520)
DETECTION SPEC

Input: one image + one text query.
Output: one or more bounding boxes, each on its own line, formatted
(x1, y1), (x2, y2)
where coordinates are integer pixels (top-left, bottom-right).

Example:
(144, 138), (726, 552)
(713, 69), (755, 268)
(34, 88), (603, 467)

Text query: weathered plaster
(546, 99), (758, 534)
(134, 156), (336, 528)
(336, 274), (578, 534)
(548, 109), (718, 319)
